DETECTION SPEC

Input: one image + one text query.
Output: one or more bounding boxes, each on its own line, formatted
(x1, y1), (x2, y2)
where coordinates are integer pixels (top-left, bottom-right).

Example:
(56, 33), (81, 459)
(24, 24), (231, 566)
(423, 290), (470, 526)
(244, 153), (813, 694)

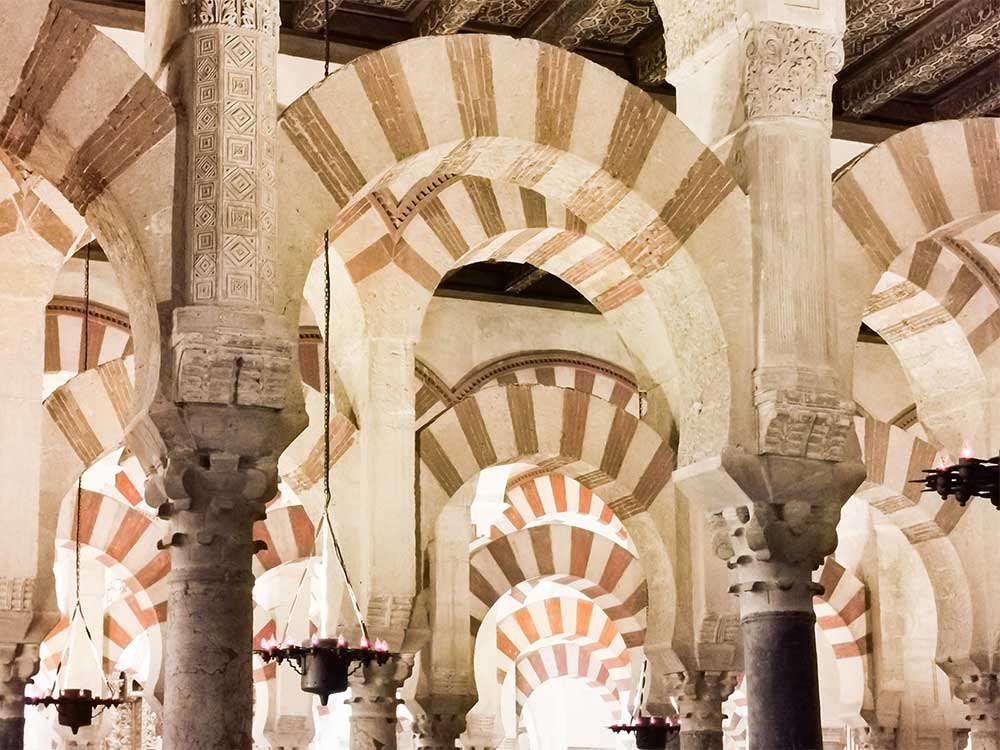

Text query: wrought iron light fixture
(609, 715), (681, 749)
(25, 687), (125, 735)
(255, 636), (391, 705)
(916, 449), (1000, 509)
(28, 247), (126, 735)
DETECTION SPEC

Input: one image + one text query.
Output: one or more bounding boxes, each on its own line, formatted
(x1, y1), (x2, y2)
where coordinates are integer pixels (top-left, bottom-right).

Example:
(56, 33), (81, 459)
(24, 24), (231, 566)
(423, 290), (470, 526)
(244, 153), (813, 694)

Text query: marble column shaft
(347, 654), (414, 750)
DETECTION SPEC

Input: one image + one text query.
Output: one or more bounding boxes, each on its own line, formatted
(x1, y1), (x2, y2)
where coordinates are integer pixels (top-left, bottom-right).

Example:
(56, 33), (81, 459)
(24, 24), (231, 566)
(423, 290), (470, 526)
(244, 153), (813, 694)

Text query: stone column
(953, 673), (999, 750)
(148, 451), (278, 750)
(150, 1), (301, 749)
(664, 671), (737, 750)
(699, 453), (863, 750)
(346, 654), (414, 750)
(413, 708), (467, 750)
(852, 724), (897, 750)
(0, 644), (38, 748)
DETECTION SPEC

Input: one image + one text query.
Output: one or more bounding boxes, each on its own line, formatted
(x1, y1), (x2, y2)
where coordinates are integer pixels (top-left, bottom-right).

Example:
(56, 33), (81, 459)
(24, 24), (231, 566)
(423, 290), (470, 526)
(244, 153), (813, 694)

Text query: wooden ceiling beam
(934, 54), (1000, 118)
(417, 0), (488, 35)
(839, 0), (1000, 116)
(522, 0), (599, 48)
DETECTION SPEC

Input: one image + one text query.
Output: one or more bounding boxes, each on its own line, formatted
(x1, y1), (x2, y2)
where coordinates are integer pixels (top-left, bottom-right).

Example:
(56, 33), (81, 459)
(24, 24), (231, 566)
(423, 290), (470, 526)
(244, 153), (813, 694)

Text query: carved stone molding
(744, 21), (844, 125)
(951, 671), (1000, 735)
(754, 368), (856, 462)
(852, 724), (897, 750)
(663, 0), (736, 75)
(0, 642), (39, 720)
(663, 670), (738, 733)
(0, 579), (33, 614)
(185, 0), (281, 35)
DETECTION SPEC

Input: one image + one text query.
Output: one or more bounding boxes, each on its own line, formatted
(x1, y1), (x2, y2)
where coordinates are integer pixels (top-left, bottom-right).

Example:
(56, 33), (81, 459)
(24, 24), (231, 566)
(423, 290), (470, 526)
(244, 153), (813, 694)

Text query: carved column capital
(347, 654), (415, 750)
(708, 452), (865, 614)
(852, 724), (897, 750)
(951, 671), (1000, 737)
(744, 21), (844, 126)
(0, 642), (38, 720)
(663, 670), (738, 733)
(184, 0), (281, 36)
(413, 711), (468, 750)
(953, 728), (971, 750)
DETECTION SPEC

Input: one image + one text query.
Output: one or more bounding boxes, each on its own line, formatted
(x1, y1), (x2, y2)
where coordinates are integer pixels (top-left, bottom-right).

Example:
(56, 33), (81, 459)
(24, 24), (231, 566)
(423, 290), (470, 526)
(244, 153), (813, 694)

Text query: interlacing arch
(470, 525), (647, 643)
(511, 644), (623, 722)
(279, 33), (753, 457)
(834, 119), (1000, 449)
(853, 416), (974, 662)
(495, 596), (634, 685)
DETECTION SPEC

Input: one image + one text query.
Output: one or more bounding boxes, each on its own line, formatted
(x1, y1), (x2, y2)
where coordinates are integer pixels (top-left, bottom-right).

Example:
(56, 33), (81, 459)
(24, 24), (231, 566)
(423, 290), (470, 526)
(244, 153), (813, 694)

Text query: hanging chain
(278, 8), (372, 646)
(51, 245), (113, 695)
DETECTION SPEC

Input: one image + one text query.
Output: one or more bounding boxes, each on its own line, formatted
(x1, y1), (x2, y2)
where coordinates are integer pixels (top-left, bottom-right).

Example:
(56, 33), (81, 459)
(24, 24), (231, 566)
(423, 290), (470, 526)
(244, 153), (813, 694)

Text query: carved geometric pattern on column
(189, 0), (279, 306)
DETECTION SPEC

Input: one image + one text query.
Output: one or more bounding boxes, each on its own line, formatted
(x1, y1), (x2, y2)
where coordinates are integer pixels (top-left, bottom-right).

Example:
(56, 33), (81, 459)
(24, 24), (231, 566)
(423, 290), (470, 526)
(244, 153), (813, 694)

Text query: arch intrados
(852, 416), (974, 662)
(0, 4), (176, 412)
(280, 34), (749, 456)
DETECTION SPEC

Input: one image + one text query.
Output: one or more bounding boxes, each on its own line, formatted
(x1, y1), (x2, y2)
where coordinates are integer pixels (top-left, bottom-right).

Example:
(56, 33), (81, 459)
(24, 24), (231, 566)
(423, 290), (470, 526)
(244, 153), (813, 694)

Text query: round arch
(834, 118), (1000, 449)
(279, 34), (753, 460)
(853, 415), (975, 663)
(511, 644), (623, 723)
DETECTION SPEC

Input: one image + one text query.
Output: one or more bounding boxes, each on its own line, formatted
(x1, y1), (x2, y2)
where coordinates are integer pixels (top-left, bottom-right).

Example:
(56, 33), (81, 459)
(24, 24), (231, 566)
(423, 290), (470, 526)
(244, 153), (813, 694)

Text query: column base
(0, 717), (24, 749)
(680, 729), (722, 750)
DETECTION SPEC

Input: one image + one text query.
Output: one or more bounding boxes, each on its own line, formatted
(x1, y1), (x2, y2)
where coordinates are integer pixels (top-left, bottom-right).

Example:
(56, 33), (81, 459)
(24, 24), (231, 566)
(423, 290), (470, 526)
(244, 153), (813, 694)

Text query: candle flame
(961, 444), (974, 459)
(359, 636), (370, 649)
(337, 634), (347, 648)
(311, 634), (320, 646)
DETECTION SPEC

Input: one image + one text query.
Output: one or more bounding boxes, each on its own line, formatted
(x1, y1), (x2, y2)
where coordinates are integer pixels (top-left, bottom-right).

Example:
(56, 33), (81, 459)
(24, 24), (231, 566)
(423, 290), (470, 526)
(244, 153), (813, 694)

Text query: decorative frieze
(663, 0), (736, 74)
(744, 21), (843, 125)
(0, 579), (33, 613)
(185, 0), (281, 35)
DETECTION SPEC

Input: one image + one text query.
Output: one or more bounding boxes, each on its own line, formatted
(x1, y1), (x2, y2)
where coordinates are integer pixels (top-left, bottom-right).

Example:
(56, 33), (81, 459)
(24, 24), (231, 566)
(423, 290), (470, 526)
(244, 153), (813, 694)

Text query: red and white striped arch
(834, 119), (1000, 447)
(853, 415), (974, 662)
(252, 504), (316, 576)
(280, 33), (752, 456)
(488, 472), (629, 544)
(512, 643), (623, 722)
(44, 297), (133, 375)
(814, 557), (872, 713)
(416, 350), (640, 429)
(495, 597), (634, 686)
(419, 383), (674, 535)
(1, 0), (177, 409)
(470, 524), (646, 641)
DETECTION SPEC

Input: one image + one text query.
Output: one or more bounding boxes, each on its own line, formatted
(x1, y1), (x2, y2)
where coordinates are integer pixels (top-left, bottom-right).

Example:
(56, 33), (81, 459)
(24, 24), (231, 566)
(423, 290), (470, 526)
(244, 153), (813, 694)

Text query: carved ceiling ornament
(563, 0), (660, 48)
(185, 0), (281, 36)
(744, 21), (844, 125)
(474, 0), (545, 28)
(844, 0), (943, 65)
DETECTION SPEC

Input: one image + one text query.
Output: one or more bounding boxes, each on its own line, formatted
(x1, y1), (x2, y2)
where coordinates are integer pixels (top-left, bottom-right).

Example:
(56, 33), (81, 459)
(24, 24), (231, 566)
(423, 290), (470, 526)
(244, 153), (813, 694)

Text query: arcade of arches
(0, 1), (999, 749)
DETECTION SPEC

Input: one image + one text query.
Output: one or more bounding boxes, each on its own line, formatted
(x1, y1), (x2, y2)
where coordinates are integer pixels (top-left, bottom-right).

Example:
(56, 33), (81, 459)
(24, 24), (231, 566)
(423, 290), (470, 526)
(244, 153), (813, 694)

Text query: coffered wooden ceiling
(71, 0), (1000, 140)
